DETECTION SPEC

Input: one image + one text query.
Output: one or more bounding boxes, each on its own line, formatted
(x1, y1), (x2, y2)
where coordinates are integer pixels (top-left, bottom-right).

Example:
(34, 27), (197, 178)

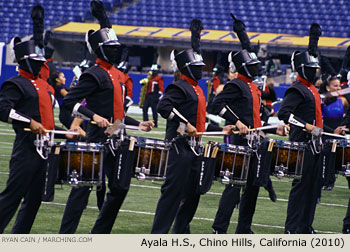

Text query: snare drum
(54, 141), (104, 186)
(214, 143), (252, 185)
(330, 139), (350, 177)
(270, 140), (305, 179)
(132, 137), (171, 180)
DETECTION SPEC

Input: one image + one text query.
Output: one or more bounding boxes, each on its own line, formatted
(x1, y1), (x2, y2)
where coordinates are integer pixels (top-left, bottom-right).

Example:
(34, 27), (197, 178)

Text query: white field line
(0, 129), (16, 132)
(0, 142), (14, 145)
(0, 156), (348, 189)
(41, 201), (338, 234)
(0, 173), (346, 207)
(128, 183), (348, 208)
(0, 133), (15, 136)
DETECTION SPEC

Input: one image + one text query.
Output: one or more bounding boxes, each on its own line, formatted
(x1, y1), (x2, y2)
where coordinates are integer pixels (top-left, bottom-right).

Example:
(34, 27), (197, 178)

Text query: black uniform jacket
(157, 76), (222, 141)
(0, 73), (55, 130)
(278, 78), (333, 142)
(61, 60), (139, 142)
(211, 74), (276, 136)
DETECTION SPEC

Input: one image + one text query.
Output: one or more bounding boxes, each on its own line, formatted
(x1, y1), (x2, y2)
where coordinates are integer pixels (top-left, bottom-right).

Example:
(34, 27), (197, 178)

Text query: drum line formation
(0, 1), (349, 234)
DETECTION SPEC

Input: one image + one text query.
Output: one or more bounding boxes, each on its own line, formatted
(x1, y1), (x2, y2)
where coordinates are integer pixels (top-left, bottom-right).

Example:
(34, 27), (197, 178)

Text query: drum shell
(55, 142), (104, 186)
(214, 143), (252, 185)
(325, 139), (350, 175)
(270, 140), (305, 179)
(132, 137), (171, 180)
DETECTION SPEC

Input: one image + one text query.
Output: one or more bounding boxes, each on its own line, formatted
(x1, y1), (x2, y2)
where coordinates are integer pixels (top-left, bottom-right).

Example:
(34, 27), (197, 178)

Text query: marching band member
(142, 52), (164, 128)
(211, 14), (288, 234)
(0, 5), (56, 233)
(151, 19), (235, 234)
(59, 0), (153, 234)
(278, 23), (342, 234)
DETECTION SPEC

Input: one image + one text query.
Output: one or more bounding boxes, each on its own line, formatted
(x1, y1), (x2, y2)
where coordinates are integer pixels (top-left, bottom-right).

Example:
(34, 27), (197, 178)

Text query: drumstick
(197, 124), (282, 136)
(231, 124), (282, 134)
(196, 131), (229, 136)
(90, 121), (140, 130)
(24, 128), (81, 135)
(301, 129), (347, 139)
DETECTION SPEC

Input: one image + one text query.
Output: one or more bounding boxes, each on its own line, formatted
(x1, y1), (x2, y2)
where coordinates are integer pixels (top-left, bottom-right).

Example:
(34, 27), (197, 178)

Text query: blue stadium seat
(0, 0), (348, 43)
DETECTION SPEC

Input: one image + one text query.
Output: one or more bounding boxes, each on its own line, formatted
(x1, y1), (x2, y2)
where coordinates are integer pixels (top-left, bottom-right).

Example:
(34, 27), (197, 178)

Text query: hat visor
(103, 40), (121, 46)
(28, 55), (46, 62)
(190, 61), (206, 66)
(246, 59), (261, 65)
(305, 62), (320, 68)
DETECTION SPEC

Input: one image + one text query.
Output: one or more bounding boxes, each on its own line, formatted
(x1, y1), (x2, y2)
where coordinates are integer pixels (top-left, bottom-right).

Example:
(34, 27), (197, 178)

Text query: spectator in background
(52, 72), (68, 101)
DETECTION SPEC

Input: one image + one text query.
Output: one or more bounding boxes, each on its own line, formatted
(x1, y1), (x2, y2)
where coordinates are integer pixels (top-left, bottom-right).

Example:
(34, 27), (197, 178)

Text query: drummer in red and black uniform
(151, 19), (235, 234)
(211, 14), (288, 234)
(278, 24), (342, 233)
(142, 55), (164, 128)
(211, 51), (287, 233)
(0, 36), (55, 233)
(59, 0), (153, 234)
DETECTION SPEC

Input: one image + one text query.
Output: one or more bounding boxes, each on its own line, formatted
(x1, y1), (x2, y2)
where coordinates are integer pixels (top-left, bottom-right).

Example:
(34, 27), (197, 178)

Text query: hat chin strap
(243, 64), (252, 79)
(185, 64), (196, 81)
(99, 46), (111, 64)
(300, 65), (309, 82)
(25, 58), (35, 76)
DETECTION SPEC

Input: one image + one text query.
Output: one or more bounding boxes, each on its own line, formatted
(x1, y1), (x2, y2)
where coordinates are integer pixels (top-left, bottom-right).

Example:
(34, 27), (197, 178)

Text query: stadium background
(0, 0), (348, 234)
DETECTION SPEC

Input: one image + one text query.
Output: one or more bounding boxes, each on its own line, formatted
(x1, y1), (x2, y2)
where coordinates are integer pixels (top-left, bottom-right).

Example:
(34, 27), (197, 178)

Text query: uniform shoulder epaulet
(2, 76), (26, 94)
(285, 82), (306, 98)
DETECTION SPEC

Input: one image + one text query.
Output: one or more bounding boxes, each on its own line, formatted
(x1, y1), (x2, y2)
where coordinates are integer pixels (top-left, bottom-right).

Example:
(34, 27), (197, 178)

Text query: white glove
(311, 126), (323, 137)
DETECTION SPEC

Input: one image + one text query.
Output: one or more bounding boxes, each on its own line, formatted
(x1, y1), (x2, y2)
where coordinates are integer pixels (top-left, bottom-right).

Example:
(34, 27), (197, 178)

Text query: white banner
(0, 234), (348, 252)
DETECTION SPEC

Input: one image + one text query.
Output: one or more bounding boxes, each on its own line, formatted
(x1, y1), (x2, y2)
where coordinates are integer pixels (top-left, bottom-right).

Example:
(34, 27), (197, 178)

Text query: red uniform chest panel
(298, 76), (323, 128)
(19, 70), (54, 130)
(97, 59), (125, 122)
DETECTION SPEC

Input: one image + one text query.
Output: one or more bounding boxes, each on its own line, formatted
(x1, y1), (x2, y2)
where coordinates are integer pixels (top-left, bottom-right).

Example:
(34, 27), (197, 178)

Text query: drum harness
(32, 130), (81, 160)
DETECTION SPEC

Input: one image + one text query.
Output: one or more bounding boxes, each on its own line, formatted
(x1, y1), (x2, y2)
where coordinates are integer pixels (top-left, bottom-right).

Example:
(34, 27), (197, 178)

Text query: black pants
(142, 93), (159, 127)
(213, 138), (272, 234)
(235, 159), (261, 234)
(285, 145), (323, 234)
(151, 138), (202, 234)
(58, 182), (105, 234)
(0, 132), (46, 234)
(212, 184), (241, 233)
(59, 186), (92, 234)
(59, 141), (132, 234)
